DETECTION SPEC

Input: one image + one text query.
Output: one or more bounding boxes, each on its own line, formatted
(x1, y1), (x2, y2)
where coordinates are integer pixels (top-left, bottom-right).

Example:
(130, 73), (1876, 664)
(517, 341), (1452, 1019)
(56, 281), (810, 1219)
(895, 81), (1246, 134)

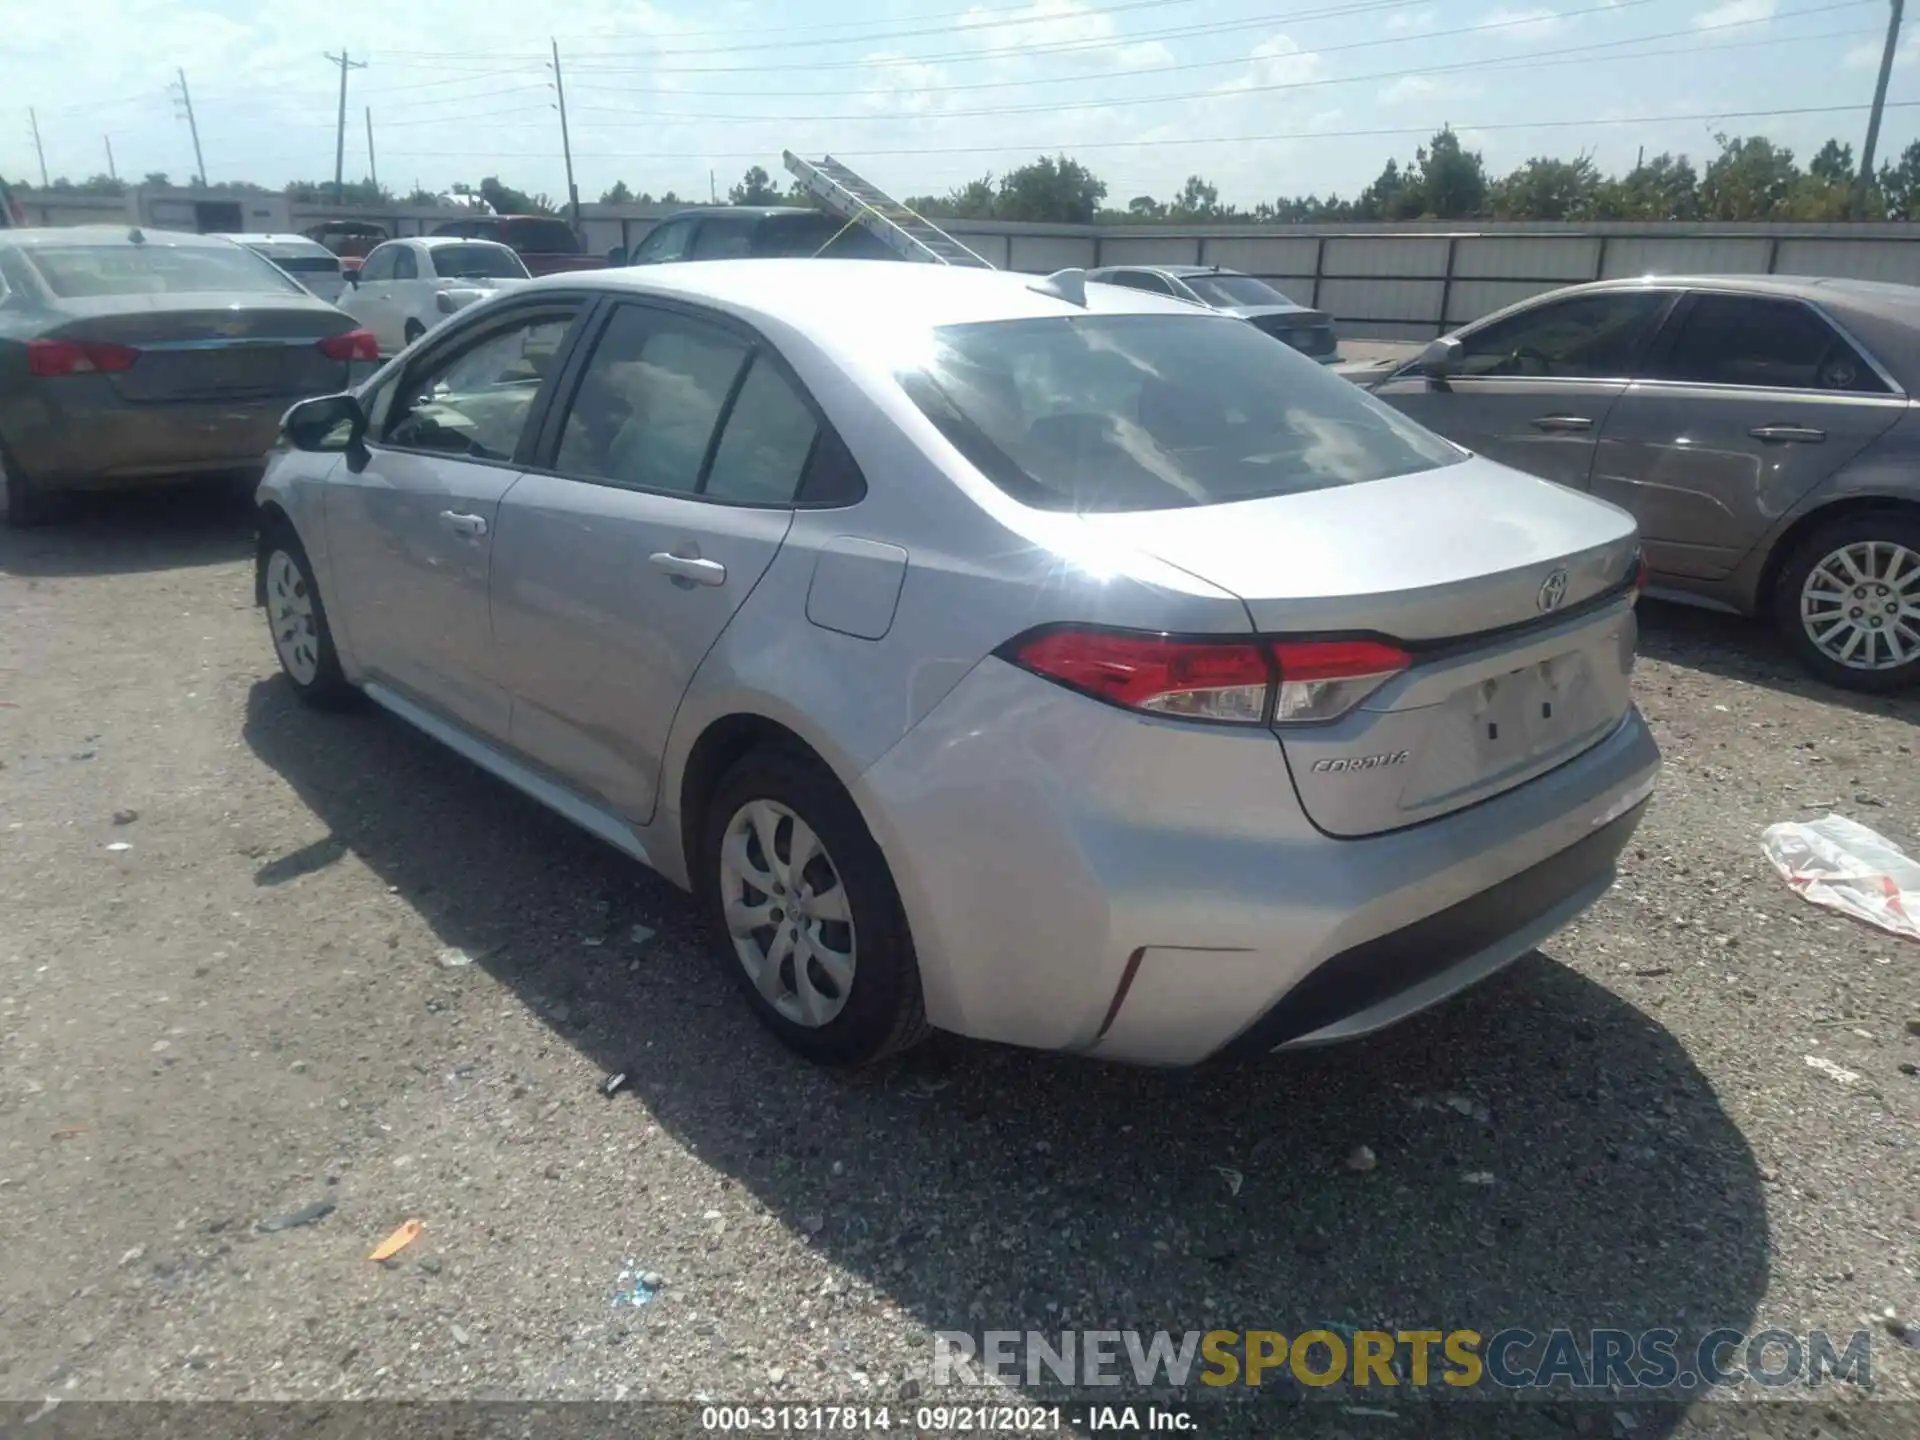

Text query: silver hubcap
(1800, 540), (1920, 671)
(266, 550), (321, 685)
(719, 798), (856, 1028)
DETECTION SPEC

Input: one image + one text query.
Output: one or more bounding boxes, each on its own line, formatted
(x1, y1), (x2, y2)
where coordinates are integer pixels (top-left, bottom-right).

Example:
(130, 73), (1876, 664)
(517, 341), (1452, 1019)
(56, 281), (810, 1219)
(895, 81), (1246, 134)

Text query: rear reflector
(1004, 626), (1411, 726)
(27, 338), (139, 377)
(318, 329), (380, 363)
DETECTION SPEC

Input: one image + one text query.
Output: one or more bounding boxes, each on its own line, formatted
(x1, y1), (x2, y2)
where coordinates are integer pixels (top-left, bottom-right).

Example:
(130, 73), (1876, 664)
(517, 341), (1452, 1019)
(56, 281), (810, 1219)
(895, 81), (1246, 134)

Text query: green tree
(1879, 139), (1920, 219)
(1809, 139), (1855, 185)
(286, 178), (389, 205)
(1591, 152), (1700, 220)
(600, 180), (634, 204)
(1169, 174), (1222, 221)
(1411, 126), (1487, 219)
(994, 155), (1106, 223)
(1700, 133), (1799, 220)
(905, 175), (997, 220)
(728, 165), (781, 205)
(1125, 193), (1165, 219)
(477, 176), (555, 215)
(1354, 158), (1422, 220)
(140, 171), (171, 188)
(1490, 155), (1598, 220)
(402, 187), (445, 206)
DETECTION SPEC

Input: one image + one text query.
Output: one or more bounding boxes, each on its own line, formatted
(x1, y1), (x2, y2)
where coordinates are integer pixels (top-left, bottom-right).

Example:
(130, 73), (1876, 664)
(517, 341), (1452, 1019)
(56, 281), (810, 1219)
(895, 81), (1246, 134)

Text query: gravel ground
(2, 489), (1917, 1438)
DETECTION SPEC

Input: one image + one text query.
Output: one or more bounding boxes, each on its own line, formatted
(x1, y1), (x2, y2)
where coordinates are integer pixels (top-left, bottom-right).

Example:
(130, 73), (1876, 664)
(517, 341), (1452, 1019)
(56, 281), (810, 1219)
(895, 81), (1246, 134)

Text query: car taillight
(1003, 627), (1410, 726)
(318, 329), (380, 362)
(27, 338), (139, 377)
(1270, 639), (1410, 724)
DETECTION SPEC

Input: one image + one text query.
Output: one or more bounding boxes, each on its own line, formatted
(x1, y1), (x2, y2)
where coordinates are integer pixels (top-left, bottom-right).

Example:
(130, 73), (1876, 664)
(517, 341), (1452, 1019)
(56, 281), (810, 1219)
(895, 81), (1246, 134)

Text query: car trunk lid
(1230, 304), (1337, 361)
(1075, 458), (1642, 835)
(47, 294), (352, 402)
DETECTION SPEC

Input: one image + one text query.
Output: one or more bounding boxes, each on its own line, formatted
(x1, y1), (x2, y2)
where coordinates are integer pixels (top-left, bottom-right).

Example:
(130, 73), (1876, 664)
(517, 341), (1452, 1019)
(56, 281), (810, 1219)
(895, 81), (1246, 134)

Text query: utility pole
(105, 135), (118, 182)
(365, 107), (378, 193)
(710, 170), (717, 203)
(325, 51), (367, 204)
(171, 69), (206, 185)
(1856, 0), (1905, 218)
(548, 39), (580, 228)
(28, 107), (47, 187)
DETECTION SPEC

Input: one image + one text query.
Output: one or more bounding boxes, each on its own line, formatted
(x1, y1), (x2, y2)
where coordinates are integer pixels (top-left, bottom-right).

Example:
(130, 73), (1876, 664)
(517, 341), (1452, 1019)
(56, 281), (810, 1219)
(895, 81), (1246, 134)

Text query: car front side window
(382, 307), (581, 462)
(358, 245), (396, 282)
(633, 220), (695, 263)
(1456, 290), (1671, 380)
(392, 247), (419, 281)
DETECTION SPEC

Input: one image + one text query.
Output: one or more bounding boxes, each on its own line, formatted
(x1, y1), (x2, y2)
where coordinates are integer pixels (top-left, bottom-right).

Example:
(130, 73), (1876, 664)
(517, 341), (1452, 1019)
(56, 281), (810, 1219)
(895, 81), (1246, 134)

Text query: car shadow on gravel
(244, 677), (1770, 1437)
(1637, 599), (1920, 723)
(0, 480), (256, 578)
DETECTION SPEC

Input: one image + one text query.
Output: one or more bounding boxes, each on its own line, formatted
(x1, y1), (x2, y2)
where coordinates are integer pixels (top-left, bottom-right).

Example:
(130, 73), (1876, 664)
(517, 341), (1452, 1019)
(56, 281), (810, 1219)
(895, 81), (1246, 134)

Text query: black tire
(697, 748), (929, 1067)
(404, 319), (425, 345)
(1772, 509), (1920, 694)
(260, 522), (356, 708)
(1, 440), (62, 529)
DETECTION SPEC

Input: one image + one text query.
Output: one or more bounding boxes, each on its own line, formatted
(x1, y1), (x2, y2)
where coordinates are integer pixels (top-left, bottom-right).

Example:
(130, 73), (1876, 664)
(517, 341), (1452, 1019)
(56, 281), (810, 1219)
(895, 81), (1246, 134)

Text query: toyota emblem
(1537, 569), (1570, 613)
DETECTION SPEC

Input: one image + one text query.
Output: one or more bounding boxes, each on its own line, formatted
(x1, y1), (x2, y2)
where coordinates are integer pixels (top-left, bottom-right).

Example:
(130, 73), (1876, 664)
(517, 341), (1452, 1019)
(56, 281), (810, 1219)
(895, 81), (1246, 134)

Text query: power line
(361, 100), (1920, 162)
(559, 12), (1877, 127)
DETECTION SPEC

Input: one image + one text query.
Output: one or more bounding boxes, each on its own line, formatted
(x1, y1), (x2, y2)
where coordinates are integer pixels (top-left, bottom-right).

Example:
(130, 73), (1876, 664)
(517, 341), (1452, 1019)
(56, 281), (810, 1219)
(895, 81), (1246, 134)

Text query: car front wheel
(699, 748), (928, 1067)
(262, 527), (355, 707)
(1774, 511), (1920, 693)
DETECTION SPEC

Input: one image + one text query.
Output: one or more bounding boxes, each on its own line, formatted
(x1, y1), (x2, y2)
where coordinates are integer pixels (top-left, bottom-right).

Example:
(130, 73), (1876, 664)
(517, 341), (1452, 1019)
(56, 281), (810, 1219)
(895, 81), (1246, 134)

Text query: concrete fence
(19, 186), (1920, 340)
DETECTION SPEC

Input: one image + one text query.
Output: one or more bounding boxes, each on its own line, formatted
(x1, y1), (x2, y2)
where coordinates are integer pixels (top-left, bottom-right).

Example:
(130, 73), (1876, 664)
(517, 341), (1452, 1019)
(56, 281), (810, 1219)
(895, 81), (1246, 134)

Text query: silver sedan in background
(1370, 275), (1920, 692)
(0, 226), (375, 527)
(256, 260), (1658, 1069)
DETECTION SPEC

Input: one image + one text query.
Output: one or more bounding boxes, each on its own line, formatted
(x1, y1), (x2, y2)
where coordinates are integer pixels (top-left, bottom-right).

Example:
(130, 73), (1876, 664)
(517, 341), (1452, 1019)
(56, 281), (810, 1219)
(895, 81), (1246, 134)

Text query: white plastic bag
(1760, 814), (1920, 943)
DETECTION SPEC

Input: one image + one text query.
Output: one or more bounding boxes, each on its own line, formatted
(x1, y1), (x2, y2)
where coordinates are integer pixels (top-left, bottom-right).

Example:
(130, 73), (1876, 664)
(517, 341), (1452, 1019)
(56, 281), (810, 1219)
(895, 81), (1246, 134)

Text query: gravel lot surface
(2, 489), (1917, 1438)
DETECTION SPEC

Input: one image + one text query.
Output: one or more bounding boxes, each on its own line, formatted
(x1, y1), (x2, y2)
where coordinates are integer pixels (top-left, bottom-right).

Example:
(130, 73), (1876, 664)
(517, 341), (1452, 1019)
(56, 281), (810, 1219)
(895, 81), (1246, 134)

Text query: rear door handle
(440, 510), (488, 538)
(649, 552), (727, 586)
(1530, 415), (1594, 432)
(1749, 425), (1826, 444)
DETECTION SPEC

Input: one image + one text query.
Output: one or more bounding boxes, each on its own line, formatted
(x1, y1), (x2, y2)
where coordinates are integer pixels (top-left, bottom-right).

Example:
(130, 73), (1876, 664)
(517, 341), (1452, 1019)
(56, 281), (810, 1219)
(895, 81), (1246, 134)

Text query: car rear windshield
(502, 218), (581, 253)
(900, 314), (1462, 513)
(25, 243), (301, 299)
(254, 249), (341, 275)
(1181, 273), (1293, 307)
(431, 243), (529, 279)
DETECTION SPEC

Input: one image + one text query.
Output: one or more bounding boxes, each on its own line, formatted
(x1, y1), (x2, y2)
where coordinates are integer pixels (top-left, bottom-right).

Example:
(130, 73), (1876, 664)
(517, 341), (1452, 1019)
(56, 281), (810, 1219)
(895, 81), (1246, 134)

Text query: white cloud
(1379, 74), (1486, 106)
(1386, 8), (1440, 32)
(958, 0), (1171, 70)
(1844, 32), (1917, 70)
(1694, 0), (1776, 29)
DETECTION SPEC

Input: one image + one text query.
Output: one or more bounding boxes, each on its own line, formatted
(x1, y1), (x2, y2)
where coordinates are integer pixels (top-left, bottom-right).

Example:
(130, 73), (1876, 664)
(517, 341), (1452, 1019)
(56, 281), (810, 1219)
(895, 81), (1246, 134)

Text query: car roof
(0, 225), (246, 250)
(398, 235), (518, 249)
(1095, 264), (1246, 279)
(659, 206), (826, 222)
(521, 258), (1210, 361)
(229, 233), (329, 248)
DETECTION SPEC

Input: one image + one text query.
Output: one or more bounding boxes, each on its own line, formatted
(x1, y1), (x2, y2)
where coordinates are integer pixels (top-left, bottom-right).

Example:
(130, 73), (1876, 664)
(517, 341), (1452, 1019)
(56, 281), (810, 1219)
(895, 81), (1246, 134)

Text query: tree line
(19, 128), (1920, 224)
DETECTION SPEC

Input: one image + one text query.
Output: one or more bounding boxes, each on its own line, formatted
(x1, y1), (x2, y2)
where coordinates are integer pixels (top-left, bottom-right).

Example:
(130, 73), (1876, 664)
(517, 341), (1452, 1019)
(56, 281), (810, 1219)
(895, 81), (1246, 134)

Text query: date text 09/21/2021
(699, 1405), (1192, 1432)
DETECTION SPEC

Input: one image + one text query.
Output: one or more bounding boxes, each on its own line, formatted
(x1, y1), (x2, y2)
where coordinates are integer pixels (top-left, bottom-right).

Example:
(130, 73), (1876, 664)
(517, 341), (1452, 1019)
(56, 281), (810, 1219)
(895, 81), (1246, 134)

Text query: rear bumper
(854, 660), (1660, 1066)
(2, 384), (333, 489)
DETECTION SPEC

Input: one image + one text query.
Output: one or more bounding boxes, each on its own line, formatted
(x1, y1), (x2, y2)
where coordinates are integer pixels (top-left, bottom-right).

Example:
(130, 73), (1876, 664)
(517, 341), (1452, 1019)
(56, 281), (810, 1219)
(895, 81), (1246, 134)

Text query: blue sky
(4, 0), (1911, 208)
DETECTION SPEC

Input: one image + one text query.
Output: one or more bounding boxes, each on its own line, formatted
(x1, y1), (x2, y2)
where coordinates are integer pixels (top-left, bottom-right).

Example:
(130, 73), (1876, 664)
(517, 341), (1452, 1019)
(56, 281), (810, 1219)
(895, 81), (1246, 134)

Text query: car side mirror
(607, 245), (626, 266)
(283, 393), (366, 457)
(1418, 335), (1463, 379)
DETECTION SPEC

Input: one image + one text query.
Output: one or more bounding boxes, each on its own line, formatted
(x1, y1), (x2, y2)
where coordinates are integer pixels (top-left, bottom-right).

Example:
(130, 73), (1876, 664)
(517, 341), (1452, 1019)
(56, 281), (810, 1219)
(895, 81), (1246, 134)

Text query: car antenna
(128, 227), (145, 245)
(1028, 268), (1088, 307)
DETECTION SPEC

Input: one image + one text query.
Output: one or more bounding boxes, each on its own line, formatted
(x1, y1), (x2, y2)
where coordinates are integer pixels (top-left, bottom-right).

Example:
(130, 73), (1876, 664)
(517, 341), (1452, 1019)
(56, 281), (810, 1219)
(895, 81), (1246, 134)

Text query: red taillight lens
(1270, 639), (1410, 724)
(26, 338), (140, 377)
(1005, 628), (1411, 725)
(1009, 628), (1272, 723)
(318, 329), (380, 363)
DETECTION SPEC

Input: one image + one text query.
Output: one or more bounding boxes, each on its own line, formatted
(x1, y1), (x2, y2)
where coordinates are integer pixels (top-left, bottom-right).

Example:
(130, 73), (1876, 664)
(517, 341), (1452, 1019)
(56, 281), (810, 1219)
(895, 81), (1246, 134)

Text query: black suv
(622, 206), (893, 265)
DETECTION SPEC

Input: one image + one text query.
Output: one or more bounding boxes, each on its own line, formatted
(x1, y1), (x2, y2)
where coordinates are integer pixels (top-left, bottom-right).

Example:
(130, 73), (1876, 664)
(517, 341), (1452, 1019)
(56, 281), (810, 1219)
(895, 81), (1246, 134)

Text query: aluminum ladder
(782, 152), (995, 268)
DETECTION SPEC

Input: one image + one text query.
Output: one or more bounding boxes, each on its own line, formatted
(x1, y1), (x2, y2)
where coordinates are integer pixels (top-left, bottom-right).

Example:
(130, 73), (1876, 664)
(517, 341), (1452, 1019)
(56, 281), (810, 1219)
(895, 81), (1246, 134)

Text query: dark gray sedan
(0, 226), (376, 526)
(1370, 275), (1920, 692)
(1085, 265), (1339, 362)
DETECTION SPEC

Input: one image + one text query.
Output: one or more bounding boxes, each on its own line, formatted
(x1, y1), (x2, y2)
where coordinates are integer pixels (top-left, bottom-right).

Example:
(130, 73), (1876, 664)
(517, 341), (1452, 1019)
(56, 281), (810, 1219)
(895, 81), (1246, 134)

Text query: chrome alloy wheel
(266, 549), (321, 686)
(718, 798), (856, 1028)
(1799, 540), (1920, 672)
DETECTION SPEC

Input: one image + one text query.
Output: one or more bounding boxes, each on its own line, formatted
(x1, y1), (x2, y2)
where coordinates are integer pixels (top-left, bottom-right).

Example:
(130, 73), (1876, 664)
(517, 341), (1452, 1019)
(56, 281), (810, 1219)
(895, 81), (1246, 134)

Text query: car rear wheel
(404, 320), (425, 345)
(262, 527), (355, 707)
(0, 441), (60, 529)
(1774, 511), (1920, 693)
(699, 748), (928, 1067)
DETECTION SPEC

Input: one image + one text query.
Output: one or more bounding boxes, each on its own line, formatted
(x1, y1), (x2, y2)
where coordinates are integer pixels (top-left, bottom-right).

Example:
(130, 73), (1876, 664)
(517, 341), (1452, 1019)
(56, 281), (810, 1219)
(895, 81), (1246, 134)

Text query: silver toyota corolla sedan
(255, 260), (1660, 1068)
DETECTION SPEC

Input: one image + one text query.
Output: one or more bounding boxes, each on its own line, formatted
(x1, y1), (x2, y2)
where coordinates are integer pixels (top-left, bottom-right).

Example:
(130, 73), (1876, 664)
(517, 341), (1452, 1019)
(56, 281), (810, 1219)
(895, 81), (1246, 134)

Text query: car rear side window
(1650, 294), (1890, 394)
(1456, 290), (1669, 379)
(555, 305), (751, 494)
(901, 313), (1463, 513)
(704, 355), (820, 504)
(503, 218), (580, 254)
(690, 218), (754, 260)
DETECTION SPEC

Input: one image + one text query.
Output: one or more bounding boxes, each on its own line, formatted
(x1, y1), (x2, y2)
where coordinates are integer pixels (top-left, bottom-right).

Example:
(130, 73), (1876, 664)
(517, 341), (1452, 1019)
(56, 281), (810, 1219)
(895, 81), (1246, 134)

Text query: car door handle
(1749, 424), (1827, 444)
(1530, 415), (1594, 432)
(649, 552), (727, 586)
(440, 510), (488, 538)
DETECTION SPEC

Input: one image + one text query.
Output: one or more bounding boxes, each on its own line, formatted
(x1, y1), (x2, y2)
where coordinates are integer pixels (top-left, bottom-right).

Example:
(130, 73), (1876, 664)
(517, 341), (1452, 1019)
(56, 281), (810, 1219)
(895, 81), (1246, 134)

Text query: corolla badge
(1537, 568), (1570, 613)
